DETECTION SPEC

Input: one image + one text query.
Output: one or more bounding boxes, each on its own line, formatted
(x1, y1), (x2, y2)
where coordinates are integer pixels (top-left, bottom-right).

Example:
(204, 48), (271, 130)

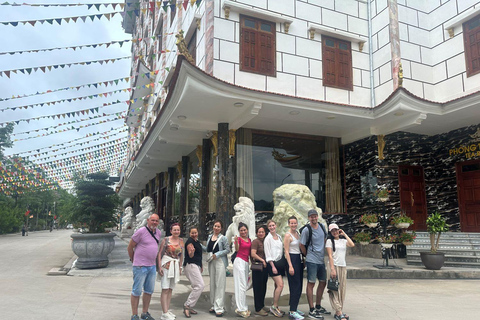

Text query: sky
(0, 1), (134, 189)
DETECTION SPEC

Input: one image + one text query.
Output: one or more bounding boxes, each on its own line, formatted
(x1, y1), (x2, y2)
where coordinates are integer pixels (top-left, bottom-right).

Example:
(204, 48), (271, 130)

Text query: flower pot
(396, 223), (410, 229)
(380, 243), (393, 248)
(366, 223), (378, 228)
(359, 241), (370, 245)
(420, 251), (445, 270)
(71, 232), (116, 269)
(378, 197), (389, 202)
(402, 241), (413, 246)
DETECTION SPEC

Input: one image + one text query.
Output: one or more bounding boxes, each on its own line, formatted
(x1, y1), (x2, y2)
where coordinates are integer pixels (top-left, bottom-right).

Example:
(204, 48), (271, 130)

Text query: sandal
(334, 315), (346, 320)
(343, 314), (349, 320)
(183, 306), (191, 318)
(215, 313), (224, 317)
(209, 309), (215, 314)
(189, 308), (198, 315)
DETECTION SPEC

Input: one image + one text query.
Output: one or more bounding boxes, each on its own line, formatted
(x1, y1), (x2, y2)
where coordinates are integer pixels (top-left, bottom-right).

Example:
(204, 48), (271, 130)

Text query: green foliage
(426, 211), (449, 253)
(0, 196), (23, 234)
(391, 215), (414, 225)
(353, 232), (371, 243)
(0, 123), (14, 161)
(359, 214), (378, 224)
(71, 172), (120, 233)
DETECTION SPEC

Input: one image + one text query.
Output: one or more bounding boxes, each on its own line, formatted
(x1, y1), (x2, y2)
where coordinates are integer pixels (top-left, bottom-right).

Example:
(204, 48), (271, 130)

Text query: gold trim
(284, 22), (291, 33)
(196, 18), (201, 30)
(196, 145), (202, 167)
(211, 131), (218, 157)
(175, 30), (195, 65)
(398, 62), (403, 87)
(359, 41), (365, 52)
(309, 29), (315, 40)
(447, 28), (454, 38)
(229, 129), (236, 157)
(177, 161), (182, 179)
(377, 135), (385, 160)
(224, 6), (230, 19)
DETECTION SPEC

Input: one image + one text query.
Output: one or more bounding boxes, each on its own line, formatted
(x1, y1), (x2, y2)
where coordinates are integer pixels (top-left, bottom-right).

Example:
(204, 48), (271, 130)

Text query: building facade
(118, 0), (480, 236)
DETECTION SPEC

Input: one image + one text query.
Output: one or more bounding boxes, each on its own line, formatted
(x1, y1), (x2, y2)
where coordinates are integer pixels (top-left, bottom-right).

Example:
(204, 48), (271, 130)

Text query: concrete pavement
(2, 230), (480, 320)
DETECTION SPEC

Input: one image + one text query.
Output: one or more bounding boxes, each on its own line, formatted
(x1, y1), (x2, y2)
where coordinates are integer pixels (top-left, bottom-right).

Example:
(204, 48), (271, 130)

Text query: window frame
(463, 14), (480, 78)
(321, 35), (353, 91)
(239, 15), (276, 77)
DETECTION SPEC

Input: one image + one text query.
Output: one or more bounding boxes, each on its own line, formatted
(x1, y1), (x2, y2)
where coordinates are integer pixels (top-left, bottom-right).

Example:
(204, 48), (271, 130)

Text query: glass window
(237, 131), (344, 213)
(188, 150), (201, 215)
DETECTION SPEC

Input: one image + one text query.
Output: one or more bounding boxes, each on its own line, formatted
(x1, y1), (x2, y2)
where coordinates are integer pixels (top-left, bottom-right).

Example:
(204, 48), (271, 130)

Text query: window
(463, 14), (480, 77)
(322, 36), (353, 90)
(240, 15), (276, 76)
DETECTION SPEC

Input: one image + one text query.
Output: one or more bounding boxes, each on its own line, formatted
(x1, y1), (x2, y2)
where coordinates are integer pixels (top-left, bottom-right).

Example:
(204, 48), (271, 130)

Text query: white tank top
(288, 231), (301, 254)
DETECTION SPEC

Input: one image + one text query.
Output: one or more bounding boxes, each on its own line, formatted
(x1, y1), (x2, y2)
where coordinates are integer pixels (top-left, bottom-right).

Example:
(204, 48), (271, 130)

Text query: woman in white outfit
(326, 223), (354, 320)
(264, 219), (286, 318)
(206, 220), (230, 317)
(158, 223), (184, 320)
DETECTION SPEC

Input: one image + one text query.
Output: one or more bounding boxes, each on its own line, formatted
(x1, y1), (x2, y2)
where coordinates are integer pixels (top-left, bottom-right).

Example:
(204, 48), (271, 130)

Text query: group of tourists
(127, 209), (354, 320)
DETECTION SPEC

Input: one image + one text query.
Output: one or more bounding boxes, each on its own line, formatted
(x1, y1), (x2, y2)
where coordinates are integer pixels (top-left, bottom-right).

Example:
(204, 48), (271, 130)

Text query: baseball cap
(328, 223), (339, 231)
(307, 209), (318, 216)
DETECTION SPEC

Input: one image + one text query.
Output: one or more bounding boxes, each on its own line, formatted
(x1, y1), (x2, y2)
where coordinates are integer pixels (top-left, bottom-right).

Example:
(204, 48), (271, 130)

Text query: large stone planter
(71, 233), (116, 269)
(420, 251), (445, 270)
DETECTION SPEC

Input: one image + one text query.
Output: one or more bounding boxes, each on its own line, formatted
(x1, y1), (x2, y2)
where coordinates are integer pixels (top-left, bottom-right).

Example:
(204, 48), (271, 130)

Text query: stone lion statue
(135, 196), (156, 231)
(225, 197), (256, 247)
(272, 184), (327, 237)
(121, 206), (134, 234)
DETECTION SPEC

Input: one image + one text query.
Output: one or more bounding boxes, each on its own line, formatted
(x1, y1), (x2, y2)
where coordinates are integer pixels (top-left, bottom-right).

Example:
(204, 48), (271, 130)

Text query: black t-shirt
(207, 237), (220, 254)
(184, 237), (203, 267)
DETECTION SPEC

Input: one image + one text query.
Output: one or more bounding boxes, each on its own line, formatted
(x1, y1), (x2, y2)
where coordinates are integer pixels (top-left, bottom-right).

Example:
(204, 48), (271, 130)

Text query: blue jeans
(132, 266), (156, 296)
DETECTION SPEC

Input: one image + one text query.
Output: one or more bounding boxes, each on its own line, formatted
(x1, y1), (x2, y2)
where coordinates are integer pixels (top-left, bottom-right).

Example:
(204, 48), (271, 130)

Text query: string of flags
(41, 152), (128, 174)
(0, 56), (131, 78)
(7, 126), (127, 157)
(12, 113), (126, 142)
(1, 2), (125, 10)
(0, 11), (122, 27)
(34, 137), (127, 162)
(11, 111), (126, 137)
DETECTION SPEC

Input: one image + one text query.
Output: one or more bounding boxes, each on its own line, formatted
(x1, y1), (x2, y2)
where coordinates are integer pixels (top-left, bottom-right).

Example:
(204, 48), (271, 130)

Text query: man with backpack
(299, 209), (330, 320)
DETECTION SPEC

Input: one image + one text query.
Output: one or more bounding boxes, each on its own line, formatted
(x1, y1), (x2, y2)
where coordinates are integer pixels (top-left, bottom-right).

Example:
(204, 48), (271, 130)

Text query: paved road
(1, 230), (479, 320)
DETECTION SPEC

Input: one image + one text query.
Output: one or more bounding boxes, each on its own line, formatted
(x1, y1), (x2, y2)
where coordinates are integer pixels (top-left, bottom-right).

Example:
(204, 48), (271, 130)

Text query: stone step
(406, 248), (480, 256)
(407, 253), (480, 263)
(406, 243), (480, 250)
(414, 232), (480, 239)
(406, 259), (480, 268)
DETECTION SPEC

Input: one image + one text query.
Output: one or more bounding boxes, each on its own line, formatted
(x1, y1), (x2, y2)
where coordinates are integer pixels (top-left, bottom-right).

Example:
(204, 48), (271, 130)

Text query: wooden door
(456, 159), (480, 232)
(398, 165), (428, 231)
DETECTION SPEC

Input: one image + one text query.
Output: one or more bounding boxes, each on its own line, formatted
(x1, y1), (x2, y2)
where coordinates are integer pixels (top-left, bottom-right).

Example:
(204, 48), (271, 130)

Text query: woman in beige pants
(326, 224), (354, 320)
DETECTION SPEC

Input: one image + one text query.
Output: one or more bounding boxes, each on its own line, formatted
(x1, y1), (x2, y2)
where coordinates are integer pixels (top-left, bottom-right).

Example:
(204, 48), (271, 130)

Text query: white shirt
(264, 233), (283, 262)
(325, 238), (347, 267)
(287, 231), (301, 254)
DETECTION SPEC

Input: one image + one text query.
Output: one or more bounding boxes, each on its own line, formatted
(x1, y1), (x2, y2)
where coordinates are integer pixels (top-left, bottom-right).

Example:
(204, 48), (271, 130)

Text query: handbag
(250, 261), (263, 271)
(327, 277), (339, 291)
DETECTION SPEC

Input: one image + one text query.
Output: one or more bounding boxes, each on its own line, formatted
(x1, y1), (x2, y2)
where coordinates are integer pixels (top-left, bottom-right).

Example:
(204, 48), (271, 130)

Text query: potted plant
(359, 214), (378, 228)
(391, 214), (414, 229)
(375, 234), (398, 248)
(70, 172), (121, 269)
(420, 211), (449, 270)
(374, 187), (391, 202)
(353, 232), (371, 245)
(398, 231), (416, 245)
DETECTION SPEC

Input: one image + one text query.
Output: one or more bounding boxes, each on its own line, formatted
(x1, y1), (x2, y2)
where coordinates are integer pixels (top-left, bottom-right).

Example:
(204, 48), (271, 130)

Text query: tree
(71, 172), (120, 233)
(0, 123), (14, 161)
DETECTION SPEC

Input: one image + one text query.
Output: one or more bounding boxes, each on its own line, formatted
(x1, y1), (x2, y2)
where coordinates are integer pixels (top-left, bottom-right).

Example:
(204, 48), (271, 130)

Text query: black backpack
(300, 222), (327, 251)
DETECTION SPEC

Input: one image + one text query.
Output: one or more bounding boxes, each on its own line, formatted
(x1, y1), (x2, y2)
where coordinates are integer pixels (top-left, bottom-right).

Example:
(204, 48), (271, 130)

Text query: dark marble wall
(341, 124), (480, 234)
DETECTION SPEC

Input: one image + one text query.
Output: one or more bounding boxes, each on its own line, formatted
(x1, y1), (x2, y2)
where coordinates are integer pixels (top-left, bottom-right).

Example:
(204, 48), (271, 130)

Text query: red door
(398, 165), (428, 231)
(456, 159), (480, 232)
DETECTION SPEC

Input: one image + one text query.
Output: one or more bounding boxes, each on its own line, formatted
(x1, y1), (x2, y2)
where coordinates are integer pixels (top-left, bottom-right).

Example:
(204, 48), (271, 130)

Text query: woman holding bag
(233, 222), (252, 318)
(325, 224), (355, 320)
(206, 220), (230, 317)
(284, 216), (304, 320)
(251, 225), (269, 316)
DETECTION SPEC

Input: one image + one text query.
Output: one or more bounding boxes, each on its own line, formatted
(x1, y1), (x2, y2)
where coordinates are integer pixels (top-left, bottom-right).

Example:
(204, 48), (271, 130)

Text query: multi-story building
(118, 0), (480, 236)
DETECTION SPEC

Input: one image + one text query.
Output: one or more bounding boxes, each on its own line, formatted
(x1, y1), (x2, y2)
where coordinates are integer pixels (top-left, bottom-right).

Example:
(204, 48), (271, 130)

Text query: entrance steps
(406, 232), (480, 268)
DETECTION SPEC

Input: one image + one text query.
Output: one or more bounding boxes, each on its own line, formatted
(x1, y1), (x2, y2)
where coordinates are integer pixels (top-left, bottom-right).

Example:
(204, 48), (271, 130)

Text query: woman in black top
(183, 227), (205, 318)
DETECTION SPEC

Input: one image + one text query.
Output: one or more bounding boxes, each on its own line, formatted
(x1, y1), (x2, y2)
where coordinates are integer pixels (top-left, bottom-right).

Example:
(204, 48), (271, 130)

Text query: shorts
(132, 265), (156, 296)
(267, 256), (286, 277)
(306, 261), (326, 283)
(160, 267), (177, 290)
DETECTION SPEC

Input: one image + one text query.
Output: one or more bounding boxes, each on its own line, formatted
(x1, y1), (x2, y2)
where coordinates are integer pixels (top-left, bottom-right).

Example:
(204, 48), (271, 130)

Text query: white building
(119, 0), (480, 235)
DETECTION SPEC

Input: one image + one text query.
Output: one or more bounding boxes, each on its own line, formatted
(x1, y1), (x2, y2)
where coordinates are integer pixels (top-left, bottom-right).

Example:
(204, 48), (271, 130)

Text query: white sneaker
(167, 311), (176, 319)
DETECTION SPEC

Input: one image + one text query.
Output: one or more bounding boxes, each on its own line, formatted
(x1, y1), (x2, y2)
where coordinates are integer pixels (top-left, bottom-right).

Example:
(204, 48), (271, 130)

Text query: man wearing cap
(300, 209), (330, 320)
